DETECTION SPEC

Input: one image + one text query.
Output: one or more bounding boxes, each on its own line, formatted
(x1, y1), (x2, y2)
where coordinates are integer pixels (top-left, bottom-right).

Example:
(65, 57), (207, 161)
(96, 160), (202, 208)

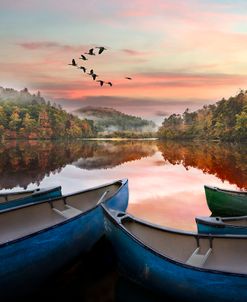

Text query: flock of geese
(68, 47), (132, 87)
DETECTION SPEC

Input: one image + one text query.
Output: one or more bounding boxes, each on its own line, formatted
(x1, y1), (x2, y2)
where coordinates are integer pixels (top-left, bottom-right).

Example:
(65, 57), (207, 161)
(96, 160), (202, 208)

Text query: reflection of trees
(73, 140), (158, 169)
(157, 141), (247, 189)
(0, 140), (158, 189)
(1, 139), (245, 190)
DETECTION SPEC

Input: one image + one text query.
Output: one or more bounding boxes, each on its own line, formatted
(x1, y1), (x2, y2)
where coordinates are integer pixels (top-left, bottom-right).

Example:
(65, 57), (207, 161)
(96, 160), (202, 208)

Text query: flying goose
(85, 48), (95, 55)
(96, 80), (104, 86)
(125, 77), (132, 80)
(78, 66), (86, 72)
(91, 73), (99, 80)
(96, 47), (107, 54)
(79, 54), (88, 60)
(106, 82), (112, 86)
(68, 59), (77, 66)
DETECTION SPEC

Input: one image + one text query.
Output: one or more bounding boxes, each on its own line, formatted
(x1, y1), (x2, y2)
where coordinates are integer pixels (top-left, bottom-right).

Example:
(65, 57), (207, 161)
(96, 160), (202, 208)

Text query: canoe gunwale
(0, 179), (127, 249)
(204, 185), (247, 196)
(196, 218), (225, 228)
(0, 186), (61, 201)
(0, 188), (35, 197)
(0, 186), (62, 214)
(30, 186), (62, 197)
(102, 204), (247, 278)
(196, 216), (247, 229)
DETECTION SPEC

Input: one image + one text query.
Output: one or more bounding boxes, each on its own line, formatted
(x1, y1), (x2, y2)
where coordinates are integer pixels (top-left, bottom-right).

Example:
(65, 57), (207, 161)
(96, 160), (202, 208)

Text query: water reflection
(0, 140), (246, 190)
(0, 140), (157, 189)
(73, 140), (157, 170)
(157, 141), (247, 189)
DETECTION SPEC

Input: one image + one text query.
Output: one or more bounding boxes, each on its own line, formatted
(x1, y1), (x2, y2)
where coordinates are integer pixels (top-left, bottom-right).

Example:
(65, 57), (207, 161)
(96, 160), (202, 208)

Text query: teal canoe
(205, 185), (247, 217)
(196, 215), (247, 235)
(0, 186), (62, 212)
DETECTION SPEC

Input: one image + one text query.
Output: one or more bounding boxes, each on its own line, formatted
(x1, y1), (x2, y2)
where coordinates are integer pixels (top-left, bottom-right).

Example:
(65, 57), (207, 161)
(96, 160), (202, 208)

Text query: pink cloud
(17, 41), (88, 52)
(121, 49), (151, 56)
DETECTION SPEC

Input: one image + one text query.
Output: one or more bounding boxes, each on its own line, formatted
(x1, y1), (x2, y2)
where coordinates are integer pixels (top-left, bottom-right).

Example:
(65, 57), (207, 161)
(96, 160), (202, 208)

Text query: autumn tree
(9, 107), (21, 131)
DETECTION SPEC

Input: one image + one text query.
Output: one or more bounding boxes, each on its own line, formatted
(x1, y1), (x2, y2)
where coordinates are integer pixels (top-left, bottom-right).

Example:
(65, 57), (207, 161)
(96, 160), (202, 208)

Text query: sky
(1, 0), (247, 124)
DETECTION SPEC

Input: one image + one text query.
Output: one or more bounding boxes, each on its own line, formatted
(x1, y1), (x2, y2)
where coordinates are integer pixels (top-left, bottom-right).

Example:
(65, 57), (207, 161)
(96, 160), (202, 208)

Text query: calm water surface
(1, 139), (246, 301)
(1, 139), (246, 230)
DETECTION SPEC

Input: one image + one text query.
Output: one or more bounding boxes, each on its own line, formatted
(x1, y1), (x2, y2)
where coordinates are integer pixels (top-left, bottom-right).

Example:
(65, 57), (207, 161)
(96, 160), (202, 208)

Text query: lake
(1, 139), (246, 301)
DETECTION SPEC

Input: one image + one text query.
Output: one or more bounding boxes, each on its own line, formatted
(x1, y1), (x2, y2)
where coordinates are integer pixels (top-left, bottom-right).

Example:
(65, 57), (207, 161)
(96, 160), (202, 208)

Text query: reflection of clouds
(45, 151), (238, 231)
(125, 154), (239, 231)
(73, 157), (117, 170)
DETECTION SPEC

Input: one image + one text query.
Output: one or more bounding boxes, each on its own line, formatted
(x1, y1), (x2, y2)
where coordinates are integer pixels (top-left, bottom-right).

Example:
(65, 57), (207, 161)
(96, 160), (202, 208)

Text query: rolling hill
(73, 106), (157, 134)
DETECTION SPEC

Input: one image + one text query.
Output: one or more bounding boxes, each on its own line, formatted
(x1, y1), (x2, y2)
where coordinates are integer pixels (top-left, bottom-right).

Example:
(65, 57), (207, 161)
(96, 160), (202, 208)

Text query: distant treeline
(74, 106), (157, 133)
(0, 88), (96, 139)
(98, 131), (156, 139)
(158, 91), (247, 141)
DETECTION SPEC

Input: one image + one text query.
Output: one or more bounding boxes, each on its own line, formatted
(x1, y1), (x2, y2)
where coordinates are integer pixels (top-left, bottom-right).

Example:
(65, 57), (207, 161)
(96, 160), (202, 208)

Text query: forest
(158, 90), (247, 141)
(1, 87), (247, 141)
(0, 88), (96, 139)
(73, 106), (156, 134)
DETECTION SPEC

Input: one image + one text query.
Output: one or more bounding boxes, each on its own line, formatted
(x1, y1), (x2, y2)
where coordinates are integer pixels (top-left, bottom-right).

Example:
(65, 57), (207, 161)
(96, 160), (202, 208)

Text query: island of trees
(158, 90), (247, 141)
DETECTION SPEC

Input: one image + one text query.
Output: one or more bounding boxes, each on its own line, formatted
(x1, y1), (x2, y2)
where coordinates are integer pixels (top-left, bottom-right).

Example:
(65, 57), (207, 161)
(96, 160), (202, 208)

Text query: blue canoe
(0, 179), (128, 298)
(196, 215), (247, 235)
(0, 186), (62, 212)
(102, 205), (247, 302)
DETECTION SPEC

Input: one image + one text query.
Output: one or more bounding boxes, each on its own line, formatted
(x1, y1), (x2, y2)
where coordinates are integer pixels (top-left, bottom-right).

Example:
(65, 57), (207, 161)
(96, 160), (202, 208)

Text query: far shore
(81, 137), (159, 141)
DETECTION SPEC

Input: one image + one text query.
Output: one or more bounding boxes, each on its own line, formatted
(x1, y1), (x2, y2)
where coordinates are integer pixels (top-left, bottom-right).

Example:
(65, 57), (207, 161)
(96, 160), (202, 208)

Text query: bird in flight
(96, 47), (107, 54)
(106, 82), (113, 86)
(125, 77), (132, 80)
(68, 59), (77, 66)
(85, 48), (95, 55)
(91, 73), (99, 80)
(88, 69), (94, 75)
(78, 66), (86, 73)
(79, 54), (88, 60)
(96, 80), (104, 86)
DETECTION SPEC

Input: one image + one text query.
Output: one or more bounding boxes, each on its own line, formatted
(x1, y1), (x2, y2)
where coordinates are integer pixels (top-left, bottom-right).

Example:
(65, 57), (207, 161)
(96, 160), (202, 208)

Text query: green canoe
(205, 185), (247, 217)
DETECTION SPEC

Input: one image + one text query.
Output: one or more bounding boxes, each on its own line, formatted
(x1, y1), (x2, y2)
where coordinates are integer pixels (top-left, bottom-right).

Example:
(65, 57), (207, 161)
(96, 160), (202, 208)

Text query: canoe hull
(197, 222), (247, 235)
(103, 208), (247, 302)
(0, 180), (128, 297)
(205, 186), (247, 217)
(0, 186), (62, 212)
(196, 216), (247, 235)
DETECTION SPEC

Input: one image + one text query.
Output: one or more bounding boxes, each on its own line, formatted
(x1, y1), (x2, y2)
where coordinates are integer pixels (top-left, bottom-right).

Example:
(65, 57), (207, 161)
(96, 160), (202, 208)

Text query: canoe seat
(53, 205), (82, 219)
(186, 247), (212, 267)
